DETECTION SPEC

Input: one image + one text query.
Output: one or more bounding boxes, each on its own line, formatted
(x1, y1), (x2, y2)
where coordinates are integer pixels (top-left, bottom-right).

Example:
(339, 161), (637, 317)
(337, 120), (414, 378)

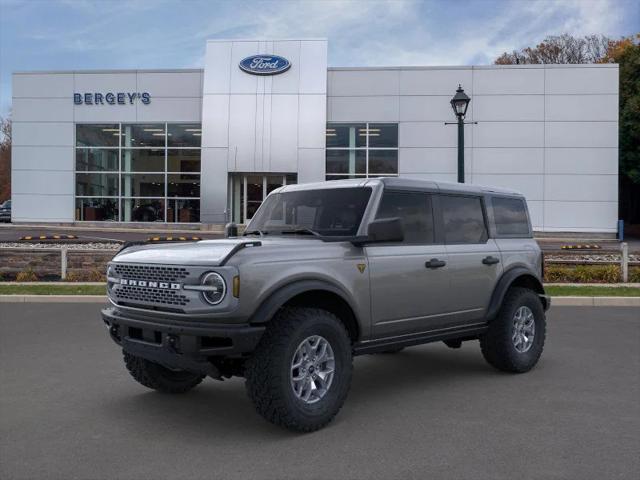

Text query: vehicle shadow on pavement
(101, 343), (500, 437)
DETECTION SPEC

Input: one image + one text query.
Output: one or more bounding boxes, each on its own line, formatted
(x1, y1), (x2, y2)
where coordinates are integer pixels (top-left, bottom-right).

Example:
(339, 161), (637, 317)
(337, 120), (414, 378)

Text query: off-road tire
(123, 351), (205, 393)
(245, 307), (353, 432)
(480, 287), (546, 373)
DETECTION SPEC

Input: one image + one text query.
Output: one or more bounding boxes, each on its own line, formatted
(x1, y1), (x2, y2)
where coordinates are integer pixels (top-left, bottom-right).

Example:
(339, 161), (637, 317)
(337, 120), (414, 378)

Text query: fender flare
(248, 279), (359, 326)
(486, 267), (546, 321)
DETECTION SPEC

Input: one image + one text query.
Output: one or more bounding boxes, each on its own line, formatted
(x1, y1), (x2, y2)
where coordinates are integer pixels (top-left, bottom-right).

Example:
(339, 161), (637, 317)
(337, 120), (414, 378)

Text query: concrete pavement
(1, 303), (638, 480)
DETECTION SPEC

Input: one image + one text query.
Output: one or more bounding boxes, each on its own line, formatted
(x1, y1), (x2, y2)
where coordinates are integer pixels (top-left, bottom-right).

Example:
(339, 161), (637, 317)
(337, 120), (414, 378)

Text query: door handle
(425, 258), (446, 269)
(482, 256), (500, 265)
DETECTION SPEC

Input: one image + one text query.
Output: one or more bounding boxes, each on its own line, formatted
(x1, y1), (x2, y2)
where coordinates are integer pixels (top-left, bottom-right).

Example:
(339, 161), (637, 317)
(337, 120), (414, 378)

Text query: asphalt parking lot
(1, 304), (638, 480)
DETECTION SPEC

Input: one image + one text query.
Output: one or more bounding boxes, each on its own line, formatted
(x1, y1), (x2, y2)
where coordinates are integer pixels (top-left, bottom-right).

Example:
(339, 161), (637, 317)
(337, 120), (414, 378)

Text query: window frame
(74, 122), (202, 223)
(489, 195), (533, 239)
(437, 193), (490, 245)
(373, 189), (439, 245)
(325, 122), (398, 179)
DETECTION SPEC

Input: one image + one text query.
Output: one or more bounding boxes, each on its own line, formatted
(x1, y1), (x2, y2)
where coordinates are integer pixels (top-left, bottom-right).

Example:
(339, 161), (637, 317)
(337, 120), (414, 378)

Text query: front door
(366, 191), (452, 338)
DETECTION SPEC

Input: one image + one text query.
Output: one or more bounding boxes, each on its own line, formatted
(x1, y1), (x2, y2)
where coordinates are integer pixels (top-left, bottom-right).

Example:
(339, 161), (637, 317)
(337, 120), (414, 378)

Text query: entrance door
(229, 174), (296, 224)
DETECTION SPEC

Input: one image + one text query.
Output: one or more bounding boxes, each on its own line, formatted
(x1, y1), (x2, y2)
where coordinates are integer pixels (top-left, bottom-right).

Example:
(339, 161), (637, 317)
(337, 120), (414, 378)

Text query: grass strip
(545, 285), (640, 297)
(0, 284), (106, 295)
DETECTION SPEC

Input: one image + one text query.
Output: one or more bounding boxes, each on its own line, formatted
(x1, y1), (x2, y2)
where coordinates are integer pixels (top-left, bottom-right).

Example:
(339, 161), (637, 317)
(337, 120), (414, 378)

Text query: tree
(495, 33), (640, 225)
(0, 116), (10, 203)
(495, 34), (610, 65)
(601, 35), (640, 224)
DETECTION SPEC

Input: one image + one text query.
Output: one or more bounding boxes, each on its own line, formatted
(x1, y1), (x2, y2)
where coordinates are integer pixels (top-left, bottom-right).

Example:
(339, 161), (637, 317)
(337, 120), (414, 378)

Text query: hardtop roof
(278, 177), (523, 197)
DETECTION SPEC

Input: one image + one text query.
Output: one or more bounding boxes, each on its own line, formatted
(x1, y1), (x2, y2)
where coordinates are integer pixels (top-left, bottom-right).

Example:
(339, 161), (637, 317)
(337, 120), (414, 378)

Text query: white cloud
(0, 0), (633, 115)
(191, 0), (629, 66)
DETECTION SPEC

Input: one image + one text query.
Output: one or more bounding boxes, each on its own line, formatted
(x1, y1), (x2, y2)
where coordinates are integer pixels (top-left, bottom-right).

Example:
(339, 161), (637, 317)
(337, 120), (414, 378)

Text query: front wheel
(245, 307), (353, 432)
(480, 287), (546, 373)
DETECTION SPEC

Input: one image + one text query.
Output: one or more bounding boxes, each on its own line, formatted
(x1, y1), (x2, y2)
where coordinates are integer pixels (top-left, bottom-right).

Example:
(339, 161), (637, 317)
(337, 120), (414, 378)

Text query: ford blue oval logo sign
(239, 55), (291, 75)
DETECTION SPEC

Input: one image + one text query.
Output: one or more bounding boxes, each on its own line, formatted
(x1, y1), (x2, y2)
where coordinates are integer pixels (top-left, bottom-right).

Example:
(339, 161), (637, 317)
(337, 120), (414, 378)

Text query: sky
(0, 0), (638, 116)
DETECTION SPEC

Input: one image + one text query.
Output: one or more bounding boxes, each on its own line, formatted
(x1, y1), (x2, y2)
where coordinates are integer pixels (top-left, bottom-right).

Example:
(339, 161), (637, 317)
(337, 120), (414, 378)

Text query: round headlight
(106, 265), (115, 293)
(201, 272), (226, 305)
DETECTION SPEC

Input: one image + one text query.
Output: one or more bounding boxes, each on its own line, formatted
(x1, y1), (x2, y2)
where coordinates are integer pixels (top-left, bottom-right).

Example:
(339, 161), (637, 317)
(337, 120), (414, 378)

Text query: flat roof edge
(328, 63), (618, 71)
(13, 69), (204, 75)
(206, 38), (327, 42)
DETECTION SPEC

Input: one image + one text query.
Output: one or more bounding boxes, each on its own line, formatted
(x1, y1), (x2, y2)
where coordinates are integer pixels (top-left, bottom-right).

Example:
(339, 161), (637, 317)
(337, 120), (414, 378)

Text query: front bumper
(101, 307), (265, 375)
(540, 294), (551, 311)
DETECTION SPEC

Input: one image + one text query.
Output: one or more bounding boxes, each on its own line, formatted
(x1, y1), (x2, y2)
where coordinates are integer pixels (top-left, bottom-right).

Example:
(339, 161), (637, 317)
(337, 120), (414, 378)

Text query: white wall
(327, 64), (619, 233)
(201, 39), (327, 223)
(12, 57), (618, 232)
(11, 69), (203, 222)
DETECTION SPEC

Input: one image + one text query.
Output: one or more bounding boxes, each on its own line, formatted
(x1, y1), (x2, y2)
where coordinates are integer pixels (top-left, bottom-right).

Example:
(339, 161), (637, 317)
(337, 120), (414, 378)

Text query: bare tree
(495, 34), (611, 64)
(0, 116), (11, 202)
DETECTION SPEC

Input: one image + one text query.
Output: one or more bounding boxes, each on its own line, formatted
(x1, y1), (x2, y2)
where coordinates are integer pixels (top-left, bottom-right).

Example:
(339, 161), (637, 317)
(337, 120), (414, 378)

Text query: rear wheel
(480, 287), (546, 373)
(245, 307), (353, 432)
(123, 351), (204, 393)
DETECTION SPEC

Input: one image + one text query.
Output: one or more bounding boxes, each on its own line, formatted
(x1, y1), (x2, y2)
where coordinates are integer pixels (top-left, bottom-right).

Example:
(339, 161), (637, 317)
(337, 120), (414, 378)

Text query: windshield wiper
(279, 227), (322, 237)
(243, 229), (266, 236)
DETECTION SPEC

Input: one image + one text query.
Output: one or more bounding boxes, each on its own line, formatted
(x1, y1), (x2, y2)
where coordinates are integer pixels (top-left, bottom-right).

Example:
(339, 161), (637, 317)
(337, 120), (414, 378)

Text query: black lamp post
(449, 85), (471, 183)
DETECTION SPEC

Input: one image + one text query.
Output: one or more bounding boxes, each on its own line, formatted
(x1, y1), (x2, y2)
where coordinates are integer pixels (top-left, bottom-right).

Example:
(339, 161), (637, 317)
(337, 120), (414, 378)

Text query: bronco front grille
(113, 264), (189, 282)
(113, 285), (190, 307)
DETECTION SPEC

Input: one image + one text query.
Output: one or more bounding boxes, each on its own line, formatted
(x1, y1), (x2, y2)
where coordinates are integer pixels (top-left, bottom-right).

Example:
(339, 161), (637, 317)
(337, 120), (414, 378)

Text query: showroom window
(325, 123), (398, 181)
(74, 123), (201, 222)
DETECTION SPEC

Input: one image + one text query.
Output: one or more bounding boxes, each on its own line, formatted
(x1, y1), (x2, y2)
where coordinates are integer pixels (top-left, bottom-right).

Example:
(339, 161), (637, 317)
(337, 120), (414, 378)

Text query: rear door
(366, 190), (451, 338)
(438, 194), (503, 325)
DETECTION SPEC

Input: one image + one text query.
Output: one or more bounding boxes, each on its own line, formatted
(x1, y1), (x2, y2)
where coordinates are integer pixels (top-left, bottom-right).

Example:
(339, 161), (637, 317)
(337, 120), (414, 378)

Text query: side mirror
(224, 222), (238, 238)
(353, 217), (404, 245)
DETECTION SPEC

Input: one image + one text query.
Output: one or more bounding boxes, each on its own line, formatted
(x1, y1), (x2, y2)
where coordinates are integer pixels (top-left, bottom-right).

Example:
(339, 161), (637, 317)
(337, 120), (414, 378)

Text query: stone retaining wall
(0, 249), (116, 280)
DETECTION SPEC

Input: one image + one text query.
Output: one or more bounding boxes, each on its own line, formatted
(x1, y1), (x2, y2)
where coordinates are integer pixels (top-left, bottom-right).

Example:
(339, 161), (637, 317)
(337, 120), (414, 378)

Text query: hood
(111, 236), (325, 266)
(113, 238), (254, 266)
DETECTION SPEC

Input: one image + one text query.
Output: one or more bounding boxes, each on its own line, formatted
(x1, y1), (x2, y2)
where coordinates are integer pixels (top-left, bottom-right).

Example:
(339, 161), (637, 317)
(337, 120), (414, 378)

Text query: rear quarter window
(492, 197), (531, 236)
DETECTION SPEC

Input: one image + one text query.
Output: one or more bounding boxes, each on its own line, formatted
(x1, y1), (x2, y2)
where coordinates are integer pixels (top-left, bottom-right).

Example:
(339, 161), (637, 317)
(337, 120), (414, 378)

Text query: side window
(492, 197), (531, 236)
(440, 195), (488, 244)
(375, 191), (434, 244)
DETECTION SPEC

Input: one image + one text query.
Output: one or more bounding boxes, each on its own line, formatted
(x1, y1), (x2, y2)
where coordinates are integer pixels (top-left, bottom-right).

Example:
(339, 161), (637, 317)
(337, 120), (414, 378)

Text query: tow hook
(109, 325), (120, 341)
(167, 334), (179, 352)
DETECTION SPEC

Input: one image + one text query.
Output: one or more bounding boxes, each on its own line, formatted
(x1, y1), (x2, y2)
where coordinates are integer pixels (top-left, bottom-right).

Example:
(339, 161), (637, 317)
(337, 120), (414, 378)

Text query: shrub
(629, 266), (640, 283)
(87, 269), (106, 282)
(16, 268), (38, 282)
(65, 269), (106, 282)
(65, 271), (82, 282)
(544, 264), (621, 283)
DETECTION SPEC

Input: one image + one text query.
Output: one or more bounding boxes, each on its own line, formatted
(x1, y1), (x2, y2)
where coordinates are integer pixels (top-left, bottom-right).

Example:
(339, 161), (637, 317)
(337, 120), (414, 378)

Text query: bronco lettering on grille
(119, 279), (181, 290)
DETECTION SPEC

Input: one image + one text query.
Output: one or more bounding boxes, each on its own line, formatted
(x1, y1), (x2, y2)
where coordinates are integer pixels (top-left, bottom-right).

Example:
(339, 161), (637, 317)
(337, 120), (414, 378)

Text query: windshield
(0, 200), (9, 208)
(246, 187), (372, 237)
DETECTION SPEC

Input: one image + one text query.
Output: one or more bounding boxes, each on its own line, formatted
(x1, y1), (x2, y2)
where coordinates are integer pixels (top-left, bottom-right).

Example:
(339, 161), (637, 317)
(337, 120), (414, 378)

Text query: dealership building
(11, 39), (619, 232)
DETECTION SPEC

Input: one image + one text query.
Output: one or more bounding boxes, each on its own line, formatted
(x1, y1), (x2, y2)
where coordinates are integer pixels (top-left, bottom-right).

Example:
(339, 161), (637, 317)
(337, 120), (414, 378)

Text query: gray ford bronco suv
(102, 178), (550, 432)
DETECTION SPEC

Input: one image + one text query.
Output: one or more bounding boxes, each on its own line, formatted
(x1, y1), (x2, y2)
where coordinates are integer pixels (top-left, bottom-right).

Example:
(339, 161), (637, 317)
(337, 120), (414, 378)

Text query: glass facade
(325, 123), (398, 181)
(229, 173), (297, 224)
(75, 123), (201, 222)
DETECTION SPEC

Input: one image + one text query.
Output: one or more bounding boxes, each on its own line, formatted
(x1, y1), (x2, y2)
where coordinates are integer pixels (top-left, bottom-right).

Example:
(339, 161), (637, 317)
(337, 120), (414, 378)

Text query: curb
(550, 296), (640, 307)
(1, 295), (640, 306)
(544, 283), (640, 288)
(0, 295), (107, 303)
